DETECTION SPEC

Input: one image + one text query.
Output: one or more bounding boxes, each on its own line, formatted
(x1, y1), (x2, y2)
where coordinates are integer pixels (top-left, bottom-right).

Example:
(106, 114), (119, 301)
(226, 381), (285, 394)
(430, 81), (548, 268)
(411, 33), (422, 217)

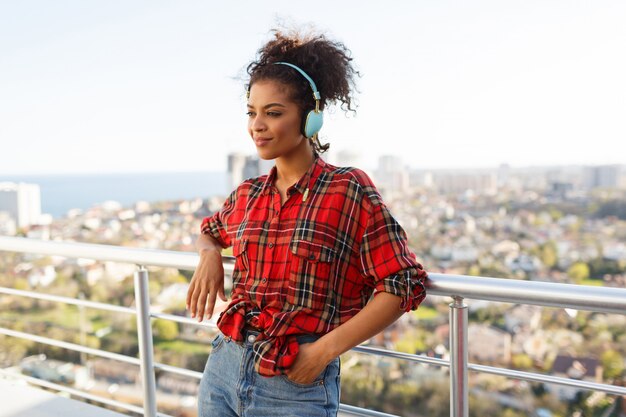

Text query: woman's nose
(250, 115), (266, 131)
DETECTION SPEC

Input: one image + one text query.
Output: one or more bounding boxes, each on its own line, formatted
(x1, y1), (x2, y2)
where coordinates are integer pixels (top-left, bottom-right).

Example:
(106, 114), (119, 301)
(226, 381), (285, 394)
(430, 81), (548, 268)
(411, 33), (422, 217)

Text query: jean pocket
(280, 373), (325, 389)
(210, 332), (225, 354)
(280, 356), (340, 389)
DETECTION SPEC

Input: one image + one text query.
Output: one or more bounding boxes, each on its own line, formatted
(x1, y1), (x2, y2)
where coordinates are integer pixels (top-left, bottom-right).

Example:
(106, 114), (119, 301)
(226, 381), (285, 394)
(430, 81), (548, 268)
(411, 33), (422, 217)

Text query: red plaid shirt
(200, 154), (428, 377)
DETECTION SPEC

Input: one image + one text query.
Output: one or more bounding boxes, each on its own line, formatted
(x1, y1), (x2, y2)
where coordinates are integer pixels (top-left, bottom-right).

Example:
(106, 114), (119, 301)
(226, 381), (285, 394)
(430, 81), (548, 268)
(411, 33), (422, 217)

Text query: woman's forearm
(196, 232), (222, 253)
(317, 292), (406, 362)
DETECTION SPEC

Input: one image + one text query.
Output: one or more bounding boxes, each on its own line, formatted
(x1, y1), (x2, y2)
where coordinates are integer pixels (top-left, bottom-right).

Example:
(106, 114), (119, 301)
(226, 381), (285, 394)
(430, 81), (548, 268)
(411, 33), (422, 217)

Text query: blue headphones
(247, 62), (324, 139)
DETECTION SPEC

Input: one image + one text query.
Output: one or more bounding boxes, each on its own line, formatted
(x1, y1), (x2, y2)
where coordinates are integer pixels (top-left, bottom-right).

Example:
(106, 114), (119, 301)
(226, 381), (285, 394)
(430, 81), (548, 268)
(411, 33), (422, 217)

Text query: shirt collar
(262, 153), (326, 197)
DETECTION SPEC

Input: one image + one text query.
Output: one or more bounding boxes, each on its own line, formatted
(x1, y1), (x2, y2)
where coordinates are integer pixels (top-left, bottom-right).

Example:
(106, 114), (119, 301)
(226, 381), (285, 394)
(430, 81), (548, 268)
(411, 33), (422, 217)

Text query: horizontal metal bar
(0, 327), (205, 381)
(0, 327), (141, 365)
(0, 287), (217, 329)
(153, 362), (203, 380)
(0, 370), (174, 417)
(468, 363), (626, 396)
(0, 236), (234, 273)
(7, 324), (624, 399)
(352, 344), (626, 397)
(0, 286), (136, 315)
(2, 236), (625, 315)
(149, 311), (215, 328)
(426, 272), (626, 315)
(352, 345), (449, 367)
(338, 404), (400, 417)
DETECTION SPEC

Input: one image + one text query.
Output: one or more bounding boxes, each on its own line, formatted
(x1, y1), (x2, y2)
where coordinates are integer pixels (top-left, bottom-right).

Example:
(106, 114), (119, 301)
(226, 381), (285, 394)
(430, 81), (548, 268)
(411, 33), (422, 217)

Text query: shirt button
(268, 242), (274, 249)
(308, 254), (316, 260)
(261, 278), (267, 283)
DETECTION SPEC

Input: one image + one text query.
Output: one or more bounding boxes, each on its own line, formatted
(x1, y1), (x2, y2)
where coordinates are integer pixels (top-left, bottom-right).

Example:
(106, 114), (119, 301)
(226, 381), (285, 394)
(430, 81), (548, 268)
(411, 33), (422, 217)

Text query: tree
(540, 241), (558, 269)
(467, 265), (481, 276)
(567, 262), (590, 284)
(511, 353), (533, 370)
(153, 319), (179, 341)
(601, 349), (624, 380)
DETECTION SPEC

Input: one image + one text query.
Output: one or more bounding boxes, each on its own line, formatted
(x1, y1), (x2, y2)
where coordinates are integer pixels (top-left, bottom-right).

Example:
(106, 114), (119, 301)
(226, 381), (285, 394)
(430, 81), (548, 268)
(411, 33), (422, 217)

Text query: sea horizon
(1, 171), (228, 219)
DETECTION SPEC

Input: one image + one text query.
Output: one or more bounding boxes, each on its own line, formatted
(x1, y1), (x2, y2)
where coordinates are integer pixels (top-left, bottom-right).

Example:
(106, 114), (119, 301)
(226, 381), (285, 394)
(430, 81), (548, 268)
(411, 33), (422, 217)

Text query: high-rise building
(0, 182), (42, 228)
(227, 153), (274, 190)
(375, 155), (410, 200)
(583, 165), (621, 190)
(432, 171), (498, 195)
(0, 211), (16, 235)
(334, 149), (362, 168)
(227, 153), (247, 191)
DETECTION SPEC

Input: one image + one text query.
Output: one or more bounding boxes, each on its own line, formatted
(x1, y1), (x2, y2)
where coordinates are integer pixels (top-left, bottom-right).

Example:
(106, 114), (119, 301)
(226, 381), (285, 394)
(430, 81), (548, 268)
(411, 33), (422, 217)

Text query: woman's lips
(254, 137), (272, 146)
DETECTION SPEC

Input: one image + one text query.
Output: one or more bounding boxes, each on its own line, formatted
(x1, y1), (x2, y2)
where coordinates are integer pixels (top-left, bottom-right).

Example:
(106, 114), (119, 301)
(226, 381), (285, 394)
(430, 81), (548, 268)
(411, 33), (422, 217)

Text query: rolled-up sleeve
(200, 189), (237, 249)
(359, 198), (428, 312)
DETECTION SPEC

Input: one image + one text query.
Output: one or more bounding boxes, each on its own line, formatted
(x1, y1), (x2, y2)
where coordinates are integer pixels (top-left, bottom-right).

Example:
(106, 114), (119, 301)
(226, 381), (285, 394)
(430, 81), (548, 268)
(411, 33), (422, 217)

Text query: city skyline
(2, 1), (625, 175)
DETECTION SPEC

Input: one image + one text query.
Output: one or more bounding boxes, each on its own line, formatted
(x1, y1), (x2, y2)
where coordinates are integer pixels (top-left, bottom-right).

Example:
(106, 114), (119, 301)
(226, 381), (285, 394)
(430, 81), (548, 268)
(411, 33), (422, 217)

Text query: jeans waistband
(243, 328), (320, 345)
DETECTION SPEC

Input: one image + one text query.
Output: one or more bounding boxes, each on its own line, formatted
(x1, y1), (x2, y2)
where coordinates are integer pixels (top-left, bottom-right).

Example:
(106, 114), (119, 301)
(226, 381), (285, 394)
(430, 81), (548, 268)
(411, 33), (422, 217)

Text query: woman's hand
(284, 341), (333, 385)
(186, 247), (227, 322)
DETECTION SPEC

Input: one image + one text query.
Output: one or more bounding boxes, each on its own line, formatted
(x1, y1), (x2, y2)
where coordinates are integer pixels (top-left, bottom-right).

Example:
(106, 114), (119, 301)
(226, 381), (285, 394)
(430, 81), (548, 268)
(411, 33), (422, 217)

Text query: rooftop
(0, 377), (127, 417)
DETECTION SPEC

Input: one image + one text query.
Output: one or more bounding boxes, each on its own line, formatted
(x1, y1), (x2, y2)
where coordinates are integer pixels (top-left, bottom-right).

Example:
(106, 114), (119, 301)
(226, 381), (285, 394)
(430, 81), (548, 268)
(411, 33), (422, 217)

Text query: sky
(1, 1), (625, 175)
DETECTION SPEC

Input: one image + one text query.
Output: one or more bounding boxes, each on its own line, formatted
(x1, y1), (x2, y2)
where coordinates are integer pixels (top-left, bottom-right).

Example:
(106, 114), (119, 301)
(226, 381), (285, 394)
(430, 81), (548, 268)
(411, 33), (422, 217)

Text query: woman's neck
(274, 143), (316, 186)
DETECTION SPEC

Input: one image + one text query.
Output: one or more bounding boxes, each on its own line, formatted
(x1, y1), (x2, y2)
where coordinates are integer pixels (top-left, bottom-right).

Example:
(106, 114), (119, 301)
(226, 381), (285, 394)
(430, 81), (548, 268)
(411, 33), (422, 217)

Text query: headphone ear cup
(303, 110), (324, 138)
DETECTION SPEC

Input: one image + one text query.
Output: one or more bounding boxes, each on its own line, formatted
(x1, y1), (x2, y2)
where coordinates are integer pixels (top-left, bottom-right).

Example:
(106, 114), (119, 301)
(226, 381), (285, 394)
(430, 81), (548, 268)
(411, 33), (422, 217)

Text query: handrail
(3, 236), (625, 314)
(426, 273), (626, 315)
(2, 235), (626, 417)
(0, 235), (233, 272)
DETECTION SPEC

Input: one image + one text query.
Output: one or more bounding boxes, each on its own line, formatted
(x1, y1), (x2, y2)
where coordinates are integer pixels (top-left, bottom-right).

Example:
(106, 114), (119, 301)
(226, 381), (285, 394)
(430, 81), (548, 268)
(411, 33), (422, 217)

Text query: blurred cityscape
(1, 152), (626, 416)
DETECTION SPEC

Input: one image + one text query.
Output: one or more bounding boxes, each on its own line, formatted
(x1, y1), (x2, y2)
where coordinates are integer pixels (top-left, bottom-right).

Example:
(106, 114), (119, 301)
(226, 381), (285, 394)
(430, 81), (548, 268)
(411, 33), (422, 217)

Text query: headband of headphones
(246, 62), (322, 113)
(274, 62), (321, 106)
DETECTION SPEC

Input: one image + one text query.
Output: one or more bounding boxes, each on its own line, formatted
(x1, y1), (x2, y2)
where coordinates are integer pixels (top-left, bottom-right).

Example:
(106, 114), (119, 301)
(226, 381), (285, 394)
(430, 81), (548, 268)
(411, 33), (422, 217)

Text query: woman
(187, 27), (429, 417)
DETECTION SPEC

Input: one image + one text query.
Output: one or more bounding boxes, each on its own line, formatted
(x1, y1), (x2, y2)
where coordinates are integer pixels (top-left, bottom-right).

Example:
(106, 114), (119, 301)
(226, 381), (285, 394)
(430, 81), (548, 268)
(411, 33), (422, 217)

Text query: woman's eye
(246, 111), (280, 117)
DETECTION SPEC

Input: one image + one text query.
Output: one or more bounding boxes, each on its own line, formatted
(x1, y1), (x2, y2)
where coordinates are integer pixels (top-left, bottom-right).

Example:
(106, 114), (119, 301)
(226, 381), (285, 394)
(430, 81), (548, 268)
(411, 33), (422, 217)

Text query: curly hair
(246, 27), (360, 153)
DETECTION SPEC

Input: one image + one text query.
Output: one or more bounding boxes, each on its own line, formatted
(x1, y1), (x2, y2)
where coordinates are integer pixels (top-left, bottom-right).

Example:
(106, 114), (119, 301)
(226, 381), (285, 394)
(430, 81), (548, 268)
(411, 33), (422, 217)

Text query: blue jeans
(198, 330), (341, 417)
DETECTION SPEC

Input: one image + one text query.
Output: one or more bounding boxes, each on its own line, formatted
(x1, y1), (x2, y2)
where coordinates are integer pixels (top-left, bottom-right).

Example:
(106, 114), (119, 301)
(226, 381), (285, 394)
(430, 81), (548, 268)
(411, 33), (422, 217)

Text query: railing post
(134, 265), (158, 417)
(449, 296), (468, 417)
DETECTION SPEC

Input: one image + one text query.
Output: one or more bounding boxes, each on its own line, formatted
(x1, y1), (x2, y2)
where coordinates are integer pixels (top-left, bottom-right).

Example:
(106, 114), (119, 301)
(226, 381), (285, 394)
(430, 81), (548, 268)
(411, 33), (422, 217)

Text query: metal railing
(1, 235), (626, 417)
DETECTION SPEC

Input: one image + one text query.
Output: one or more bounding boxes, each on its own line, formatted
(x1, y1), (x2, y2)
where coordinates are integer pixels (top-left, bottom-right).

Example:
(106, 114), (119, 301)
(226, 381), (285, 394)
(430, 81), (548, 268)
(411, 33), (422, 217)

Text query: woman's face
(247, 80), (306, 161)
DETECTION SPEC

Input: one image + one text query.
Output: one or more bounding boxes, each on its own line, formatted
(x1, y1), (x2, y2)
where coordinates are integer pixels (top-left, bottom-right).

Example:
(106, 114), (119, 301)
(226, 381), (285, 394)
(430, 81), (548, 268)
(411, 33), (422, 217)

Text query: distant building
(497, 163), (511, 188)
(432, 171), (498, 196)
(583, 165), (621, 190)
(468, 324), (512, 365)
(227, 153), (274, 190)
(0, 211), (16, 235)
(20, 355), (90, 387)
(334, 149), (362, 168)
(227, 153), (247, 190)
(375, 155), (409, 201)
(28, 265), (56, 287)
(451, 236), (479, 262)
(88, 358), (139, 385)
(548, 181), (574, 199)
(549, 355), (603, 400)
(505, 254), (542, 274)
(0, 182), (42, 228)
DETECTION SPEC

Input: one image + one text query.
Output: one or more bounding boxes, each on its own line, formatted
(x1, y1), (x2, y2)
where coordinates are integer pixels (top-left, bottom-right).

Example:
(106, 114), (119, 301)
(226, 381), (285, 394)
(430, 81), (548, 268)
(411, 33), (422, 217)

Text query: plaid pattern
(200, 154), (428, 377)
